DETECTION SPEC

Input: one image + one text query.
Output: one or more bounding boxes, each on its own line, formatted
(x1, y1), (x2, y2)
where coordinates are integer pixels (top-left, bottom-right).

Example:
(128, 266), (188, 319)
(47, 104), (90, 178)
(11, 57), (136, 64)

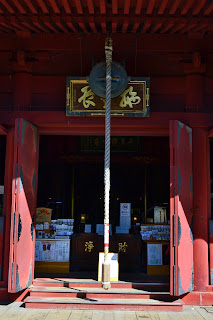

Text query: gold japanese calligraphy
(120, 86), (141, 108)
(118, 242), (128, 253)
(85, 241), (94, 252)
(78, 86), (95, 109)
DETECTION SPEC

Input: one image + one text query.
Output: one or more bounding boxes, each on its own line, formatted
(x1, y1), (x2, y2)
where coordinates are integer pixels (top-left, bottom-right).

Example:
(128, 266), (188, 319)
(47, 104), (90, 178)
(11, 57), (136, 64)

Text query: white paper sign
(98, 252), (119, 282)
(120, 203), (131, 216)
(55, 240), (70, 262)
(147, 243), (162, 265)
(120, 203), (131, 229)
(35, 240), (56, 261)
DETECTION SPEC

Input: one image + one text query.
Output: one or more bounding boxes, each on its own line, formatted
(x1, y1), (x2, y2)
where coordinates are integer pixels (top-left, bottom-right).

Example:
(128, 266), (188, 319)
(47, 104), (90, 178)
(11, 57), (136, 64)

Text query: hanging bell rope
(102, 36), (113, 290)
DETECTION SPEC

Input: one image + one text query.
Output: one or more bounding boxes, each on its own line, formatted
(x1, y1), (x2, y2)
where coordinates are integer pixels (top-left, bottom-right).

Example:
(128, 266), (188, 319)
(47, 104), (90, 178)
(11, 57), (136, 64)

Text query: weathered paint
(170, 120), (193, 296)
(8, 119), (39, 293)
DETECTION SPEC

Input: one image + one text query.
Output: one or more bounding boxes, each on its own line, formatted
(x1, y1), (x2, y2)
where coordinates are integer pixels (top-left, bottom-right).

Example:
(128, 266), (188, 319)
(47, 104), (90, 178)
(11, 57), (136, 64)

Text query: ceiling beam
(142, 22), (151, 33)
(0, 14), (213, 34)
(55, 16), (68, 33)
(11, 0), (26, 14)
(74, 0), (83, 14)
(10, 17), (28, 31)
(160, 23), (174, 33)
(21, 21), (41, 33)
(181, 0), (195, 15)
(79, 22), (88, 33)
(0, 12), (211, 29)
(1, 13), (194, 25)
(135, 0), (143, 15)
(112, 0), (118, 14)
(169, 0), (181, 15)
(122, 21), (129, 33)
(124, 0), (130, 15)
(112, 22), (117, 33)
(23, 0), (37, 14)
(0, 33), (212, 53)
(179, 23), (197, 34)
(150, 23), (163, 33)
(191, 23), (208, 33)
(62, 0), (71, 14)
(32, 17), (50, 32)
(36, 0), (49, 14)
(146, 0), (155, 15)
(158, 0), (169, 15)
(1, 111), (213, 128)
(87, 0), (94, 14)
(170, 23), (186, 34)
(40, 16), (59, 32)
(66, 16), (77, 32)
(0, 23), (14, 32)
(89, 22), (97, 33)
(101, 22), (107, 33)
(0, 0), (14, 13)
(48, 0), (60, 14)
(204, 3), (213, 15)
(132, 22), (140, 33)
(100, 0), (106, 14)
(193, 0), (207, 15)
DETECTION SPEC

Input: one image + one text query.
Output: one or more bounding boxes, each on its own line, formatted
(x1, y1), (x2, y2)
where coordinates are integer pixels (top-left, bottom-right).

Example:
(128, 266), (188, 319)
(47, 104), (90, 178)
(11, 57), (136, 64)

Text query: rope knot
(105, 36), (113, 64)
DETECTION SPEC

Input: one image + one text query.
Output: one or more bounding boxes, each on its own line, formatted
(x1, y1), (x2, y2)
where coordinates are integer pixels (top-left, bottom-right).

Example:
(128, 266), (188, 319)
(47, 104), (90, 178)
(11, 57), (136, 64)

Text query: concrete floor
(0, 302), (212, 320)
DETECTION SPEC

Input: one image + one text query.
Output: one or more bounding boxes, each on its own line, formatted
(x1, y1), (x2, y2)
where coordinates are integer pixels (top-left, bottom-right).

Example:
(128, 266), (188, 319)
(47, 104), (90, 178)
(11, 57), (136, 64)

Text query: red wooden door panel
(8, 119), (38, 293)
(170, 120), (193, 296)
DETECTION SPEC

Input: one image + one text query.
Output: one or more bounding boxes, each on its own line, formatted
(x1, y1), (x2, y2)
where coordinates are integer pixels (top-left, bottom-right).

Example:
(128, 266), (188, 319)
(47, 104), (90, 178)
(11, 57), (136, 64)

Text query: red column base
(181, 291), (213, 305)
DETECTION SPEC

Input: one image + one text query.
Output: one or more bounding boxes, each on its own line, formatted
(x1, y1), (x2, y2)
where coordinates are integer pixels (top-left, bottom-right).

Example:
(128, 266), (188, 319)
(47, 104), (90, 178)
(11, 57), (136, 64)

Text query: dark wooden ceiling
(0, 0), (212, 35)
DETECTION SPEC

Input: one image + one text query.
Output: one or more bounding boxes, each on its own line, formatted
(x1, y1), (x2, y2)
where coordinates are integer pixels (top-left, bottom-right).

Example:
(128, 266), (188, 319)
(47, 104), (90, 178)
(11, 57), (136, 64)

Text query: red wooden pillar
(2, 129), (14, 282)
(210, 221), (213, 286)
(13, 51), (32, 110)
(184, 53), (206, 112)
(193, 128), (209, 291)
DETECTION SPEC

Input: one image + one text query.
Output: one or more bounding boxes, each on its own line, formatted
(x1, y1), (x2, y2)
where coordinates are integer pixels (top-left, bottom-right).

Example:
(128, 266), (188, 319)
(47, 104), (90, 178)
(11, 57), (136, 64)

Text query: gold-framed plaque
(66, 78), (150, 117)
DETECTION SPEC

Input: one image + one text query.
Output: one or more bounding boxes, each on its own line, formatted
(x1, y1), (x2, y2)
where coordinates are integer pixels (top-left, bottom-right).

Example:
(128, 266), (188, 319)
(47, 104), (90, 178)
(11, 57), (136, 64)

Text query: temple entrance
(34, 135), (170, 282)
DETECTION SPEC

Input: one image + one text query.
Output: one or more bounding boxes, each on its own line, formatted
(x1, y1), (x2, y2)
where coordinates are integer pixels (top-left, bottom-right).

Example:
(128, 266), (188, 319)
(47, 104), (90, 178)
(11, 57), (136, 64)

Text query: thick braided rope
(104, 37), (112, 262)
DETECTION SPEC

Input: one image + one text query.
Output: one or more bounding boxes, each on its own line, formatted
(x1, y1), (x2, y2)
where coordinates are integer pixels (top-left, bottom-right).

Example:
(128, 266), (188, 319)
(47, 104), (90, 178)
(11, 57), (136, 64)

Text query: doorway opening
(34, 135), (170, 283)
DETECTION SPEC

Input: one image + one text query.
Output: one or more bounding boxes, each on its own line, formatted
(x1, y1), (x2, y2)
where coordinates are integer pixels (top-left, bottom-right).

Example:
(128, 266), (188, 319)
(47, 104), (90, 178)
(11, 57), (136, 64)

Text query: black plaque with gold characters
(66, 78), (150, 117)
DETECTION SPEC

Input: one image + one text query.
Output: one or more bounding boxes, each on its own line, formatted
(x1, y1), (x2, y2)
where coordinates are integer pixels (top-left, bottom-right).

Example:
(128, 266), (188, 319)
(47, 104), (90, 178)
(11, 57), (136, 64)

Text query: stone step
(24, 296), (183, 311)
(29, 285), (172, 300)
(32, 278), (169, 291)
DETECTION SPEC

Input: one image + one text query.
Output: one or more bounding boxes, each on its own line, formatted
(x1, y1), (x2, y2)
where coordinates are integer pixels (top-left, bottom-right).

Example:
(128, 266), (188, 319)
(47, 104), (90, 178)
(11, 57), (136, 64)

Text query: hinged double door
(170, 120), (194, 296)
(8, 119), (38, 293)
